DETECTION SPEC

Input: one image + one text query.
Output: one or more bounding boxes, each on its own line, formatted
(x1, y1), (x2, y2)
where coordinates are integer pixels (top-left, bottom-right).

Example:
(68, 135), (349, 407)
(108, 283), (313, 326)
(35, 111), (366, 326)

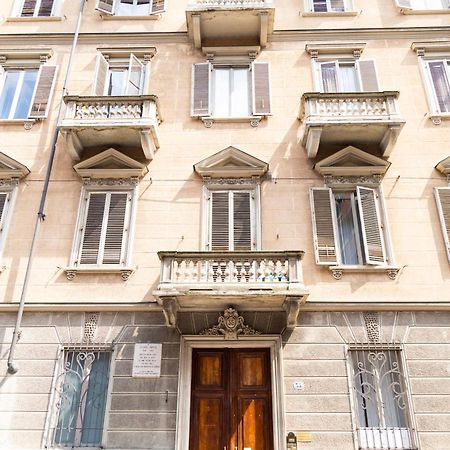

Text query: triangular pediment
(315, 146), (390, 176)
(0, 152), (30, 179)
(436, 156), (450, 176)
(194, 146), (269, 178)
(74, 148), (148, 178)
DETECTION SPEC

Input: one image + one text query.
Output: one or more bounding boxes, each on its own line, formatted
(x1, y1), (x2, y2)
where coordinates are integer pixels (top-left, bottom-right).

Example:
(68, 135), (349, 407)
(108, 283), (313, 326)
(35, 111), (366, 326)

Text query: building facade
(0, 0), (450, 449)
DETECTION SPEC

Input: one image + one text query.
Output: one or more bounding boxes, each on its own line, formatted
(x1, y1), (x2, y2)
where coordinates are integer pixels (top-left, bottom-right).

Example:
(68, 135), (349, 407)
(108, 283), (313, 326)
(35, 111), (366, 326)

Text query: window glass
(0, 70), (38, 119)
(14, 70), (38, 119)
(0, 71), (20, 119)
(428, 61), (450, 113)
(411, 0), (446, 8)
(108, 69), (128, 96)
(117, 0), (150, 15)
(339, 63), (359, 92)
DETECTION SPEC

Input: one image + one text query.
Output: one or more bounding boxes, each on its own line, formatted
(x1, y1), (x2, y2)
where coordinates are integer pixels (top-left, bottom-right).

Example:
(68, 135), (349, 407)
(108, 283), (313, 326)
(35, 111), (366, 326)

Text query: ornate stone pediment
(194, 146), (269, 179)
(74, 148), (148, 179)
(315, 146), (391, 177)
(199, 307), (261, 340)
(0, 152), (30, 180)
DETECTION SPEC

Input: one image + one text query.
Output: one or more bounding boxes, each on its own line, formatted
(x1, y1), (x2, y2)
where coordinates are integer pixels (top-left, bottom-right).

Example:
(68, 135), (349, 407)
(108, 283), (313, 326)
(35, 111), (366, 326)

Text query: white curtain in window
(339, 64), (359, 92)
(320, 62), (338, 92)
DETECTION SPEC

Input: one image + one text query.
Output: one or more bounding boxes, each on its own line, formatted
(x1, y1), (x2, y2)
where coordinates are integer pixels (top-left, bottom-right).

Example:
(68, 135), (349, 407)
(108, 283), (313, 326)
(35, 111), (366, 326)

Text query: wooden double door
(189, 348), (274, 450)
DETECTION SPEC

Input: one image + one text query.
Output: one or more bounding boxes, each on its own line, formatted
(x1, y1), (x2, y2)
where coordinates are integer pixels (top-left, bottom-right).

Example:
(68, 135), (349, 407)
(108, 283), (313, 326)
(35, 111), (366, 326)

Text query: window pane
(213, 68), (230, 117)
(108, 70), (127, 96)
(230, 69), (249, 117)
(429, 61), (450, 113)
(321, 63), (338, 92)
(339, 63), (359, 92)
(312, 0), (328, 11)
(411, 0), (445, 8)
(118, 0), (150, 15)
(14, 70), (38, 119)
(0, 72), (20, 119)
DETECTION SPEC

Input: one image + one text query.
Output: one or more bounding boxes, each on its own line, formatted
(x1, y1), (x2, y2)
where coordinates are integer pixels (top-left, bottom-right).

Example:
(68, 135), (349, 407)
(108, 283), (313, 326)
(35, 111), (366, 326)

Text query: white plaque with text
(132, 343), (162, 377)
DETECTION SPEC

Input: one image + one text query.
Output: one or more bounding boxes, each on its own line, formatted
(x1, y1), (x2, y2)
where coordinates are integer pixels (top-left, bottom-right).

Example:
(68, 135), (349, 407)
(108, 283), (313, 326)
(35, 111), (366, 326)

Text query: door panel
(190, 348), (273, 450)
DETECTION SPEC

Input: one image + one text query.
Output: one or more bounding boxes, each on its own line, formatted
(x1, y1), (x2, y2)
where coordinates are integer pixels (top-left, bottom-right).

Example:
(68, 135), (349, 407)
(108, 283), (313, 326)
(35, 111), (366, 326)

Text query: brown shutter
(21, 0), (37, 16)
(191, 63), (211, 117)
(102, 193), (129, 265)
(93, 53), (109, 96)
(395, 0), (412, 8)
(79, 193), (107, 265)
(252, 62), (271, 116)
(358, 60), (379, 92)
(310, 188), (338, 265)
(435, 187), (450, 263)
(357, 186), (387, 265)
(0, 193), (8, 231)
(211, 191), (229, 251)
(233, 192), (252, 251)
(28, 65), (57, 119)
(38, 0), (54, 16)
(96, 0), (115, 14)
(150, 0), (165, 13)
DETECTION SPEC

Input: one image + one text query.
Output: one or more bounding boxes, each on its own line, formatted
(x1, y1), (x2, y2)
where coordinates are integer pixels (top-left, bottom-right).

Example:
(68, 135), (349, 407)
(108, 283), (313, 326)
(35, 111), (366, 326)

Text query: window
(0, 65), (57, 120)
(13, 0), (59, 17)
(0, 191), (12, 256)
(435, 187), (450, 263)
(423, 59), (450, 114)
(315, 59), (379, 93)
(349, 347), (415, 450)
(96, 0), (165, 16)
(396, 0), (450, 10)
(307, 0), (352, 12)
(93, 53), (146, 96)
(53, 349), (111, 447)
(191, 62), (271, 119)
(205, 189), (257, 251)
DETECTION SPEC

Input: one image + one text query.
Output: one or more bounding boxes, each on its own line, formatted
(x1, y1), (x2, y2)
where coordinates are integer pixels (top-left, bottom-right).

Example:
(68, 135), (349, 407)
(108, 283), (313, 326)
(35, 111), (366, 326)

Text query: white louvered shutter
(96, 0), (116, 14)
(357, 60), (380, 92)
(28, 65), (58, 119)
(357, 186), (387, 265)
(125, 54), (144, 95)
(252, 62), (271, 116)
(38, 0), (55, 16)
(93, 53), (109, 96)
(435, 187), (450, 263)
(233, 191), (253, 251)
(210, 191), (230, 251)
(191, 63), (211, 117)
(20, 0), (37, 16)
(395, 0), (412, 8)
(310, 188), (339, 265)
(0, 193), (9, 233)
(150, 0), (165, 13)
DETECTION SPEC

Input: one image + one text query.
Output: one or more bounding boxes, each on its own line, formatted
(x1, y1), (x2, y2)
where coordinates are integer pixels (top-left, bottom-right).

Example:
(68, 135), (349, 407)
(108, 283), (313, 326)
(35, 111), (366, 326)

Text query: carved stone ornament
(363, 312), (381, 343)
(324, 174), (383, 187)
(82, 177), (139, 186)
(0, 178), (19, 188)
(200, 307), (261, 340)
(203, 176), (260, 187)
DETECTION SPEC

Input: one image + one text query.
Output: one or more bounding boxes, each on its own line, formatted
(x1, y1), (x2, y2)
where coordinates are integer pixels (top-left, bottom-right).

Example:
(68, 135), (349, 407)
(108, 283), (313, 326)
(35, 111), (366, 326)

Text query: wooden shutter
(96, 0), (115, 14)
(150, 0), (165, 13)
(310, 188), (338, 265)
(102, 193), (129, 265)
(191, 63), (211, 117)
(252, 62), (271, 116)
(435, 187), (450, 263)
(28, 65), (58, 119)
(210, 191), (229, 251)
(93, 53), (109, 96)
(233, 192), (252, 251)
(125, 54), (144, 95)
(395, 0), (412, 8)
(38, 0), (55, 16)
(356, 186), (387, 265)
(357, 60), (379, 92)
(0, 193), (8, 232)
(21, 0), (37, 16)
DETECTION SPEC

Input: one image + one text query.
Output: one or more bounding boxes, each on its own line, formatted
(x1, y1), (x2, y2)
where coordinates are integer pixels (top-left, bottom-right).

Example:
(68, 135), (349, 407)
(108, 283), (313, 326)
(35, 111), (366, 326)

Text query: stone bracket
(158, 296), (180, 328)
(283, 296), (304, 330)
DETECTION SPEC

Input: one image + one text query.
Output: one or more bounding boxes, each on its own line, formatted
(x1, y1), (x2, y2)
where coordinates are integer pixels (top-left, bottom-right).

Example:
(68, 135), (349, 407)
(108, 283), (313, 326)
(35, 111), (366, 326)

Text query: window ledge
(428, 112), (450, 125)
(301, 11), (359, 16)
(0, 119), (36, 129)
(64, 266), (136, 281)
(201, 116), (264, 128)
(6, 16), (63, 22)
(328, 265), (400, 280)
(399, 7), (450, 14)
(99, 13), (162, 20)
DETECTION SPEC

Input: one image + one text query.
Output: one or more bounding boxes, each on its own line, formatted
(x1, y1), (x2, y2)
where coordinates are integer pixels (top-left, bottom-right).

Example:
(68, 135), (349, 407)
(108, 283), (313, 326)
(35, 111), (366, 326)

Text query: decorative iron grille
(51, 349), (111, 447)
(349, 347), (416, 450)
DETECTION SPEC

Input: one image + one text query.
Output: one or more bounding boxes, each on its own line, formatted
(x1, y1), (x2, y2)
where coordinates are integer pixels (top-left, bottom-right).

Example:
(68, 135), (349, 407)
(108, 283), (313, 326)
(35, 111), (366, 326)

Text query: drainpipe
(7, 0), (87, 374)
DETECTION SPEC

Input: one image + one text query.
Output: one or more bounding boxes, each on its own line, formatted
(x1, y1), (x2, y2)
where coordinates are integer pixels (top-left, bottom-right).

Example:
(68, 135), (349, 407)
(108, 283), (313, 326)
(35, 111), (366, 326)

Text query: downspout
(7, 0), (87, 374)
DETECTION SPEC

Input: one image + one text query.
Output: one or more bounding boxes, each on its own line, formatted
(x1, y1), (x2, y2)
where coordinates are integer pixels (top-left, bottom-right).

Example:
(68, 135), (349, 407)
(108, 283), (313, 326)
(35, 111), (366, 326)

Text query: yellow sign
(296, 432), (312, 443)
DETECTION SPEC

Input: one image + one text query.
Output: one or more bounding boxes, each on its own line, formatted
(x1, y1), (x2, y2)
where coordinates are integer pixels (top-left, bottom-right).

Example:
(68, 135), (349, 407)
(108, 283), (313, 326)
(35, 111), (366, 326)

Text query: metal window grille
(52, 348), (111, 447)
(349, 346), (416, 450)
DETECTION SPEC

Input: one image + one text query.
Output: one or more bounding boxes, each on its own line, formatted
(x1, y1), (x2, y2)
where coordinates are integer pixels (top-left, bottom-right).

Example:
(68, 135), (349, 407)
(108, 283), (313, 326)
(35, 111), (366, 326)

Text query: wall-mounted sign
(132, 343), (162, 377)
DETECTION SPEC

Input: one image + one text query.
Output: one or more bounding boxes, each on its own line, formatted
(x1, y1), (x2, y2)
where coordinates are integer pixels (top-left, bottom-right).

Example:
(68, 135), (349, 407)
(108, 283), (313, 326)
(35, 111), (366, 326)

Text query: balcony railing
(299, 91), (404, 158)
(60, 95), (161, 160)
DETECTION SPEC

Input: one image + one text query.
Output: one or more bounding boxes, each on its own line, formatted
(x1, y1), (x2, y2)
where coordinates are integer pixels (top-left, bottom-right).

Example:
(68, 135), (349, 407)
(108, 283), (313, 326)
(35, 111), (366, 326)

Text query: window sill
(99, 13), (162, 20)
(201, 116), (264, 128)
(301, 11), (359, 16)
(6, 16), (63, 22)
(398, 7), (450, 14)
(64, 266), (135, 281)
(428, 112), (450, 125)
(0, 119), (36, 129)
(328, 265), (400, 280)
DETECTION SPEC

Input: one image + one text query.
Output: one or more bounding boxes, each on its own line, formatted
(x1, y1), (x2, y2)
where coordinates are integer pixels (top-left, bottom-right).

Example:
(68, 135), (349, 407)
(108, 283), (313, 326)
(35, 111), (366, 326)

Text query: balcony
(153, 251), (308, 331)
(186, 0), (274, 48)
(59, 95), (161, 161)
(299, 91), (405, 158)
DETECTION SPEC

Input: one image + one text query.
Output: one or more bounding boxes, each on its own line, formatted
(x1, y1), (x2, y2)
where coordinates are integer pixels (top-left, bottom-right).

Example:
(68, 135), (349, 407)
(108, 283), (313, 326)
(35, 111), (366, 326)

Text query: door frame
(176, 335), (285, 450)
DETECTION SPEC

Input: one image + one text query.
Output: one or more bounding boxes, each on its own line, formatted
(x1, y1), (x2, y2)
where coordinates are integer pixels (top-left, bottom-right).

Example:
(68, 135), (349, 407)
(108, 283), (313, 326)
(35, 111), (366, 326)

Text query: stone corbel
(159, 296), (179, 328)
(259, 12), (269, 47)
(192, 14), (202, 49)
(283, 296), (303, 330)
(380, 124), (403, 157)
(304, 126), (322, 158)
